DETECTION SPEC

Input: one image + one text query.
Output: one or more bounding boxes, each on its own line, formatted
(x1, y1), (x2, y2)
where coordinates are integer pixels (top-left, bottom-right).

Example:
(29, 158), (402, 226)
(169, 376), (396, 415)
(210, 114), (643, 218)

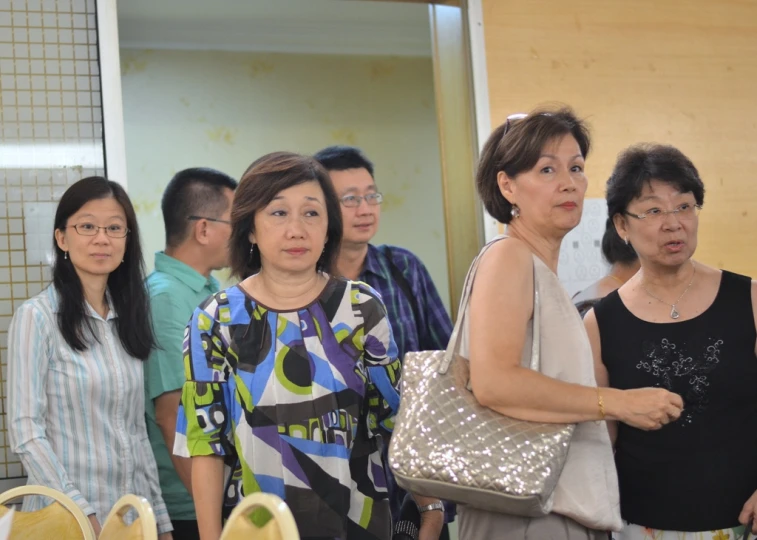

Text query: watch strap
(417, 501), (444, 513)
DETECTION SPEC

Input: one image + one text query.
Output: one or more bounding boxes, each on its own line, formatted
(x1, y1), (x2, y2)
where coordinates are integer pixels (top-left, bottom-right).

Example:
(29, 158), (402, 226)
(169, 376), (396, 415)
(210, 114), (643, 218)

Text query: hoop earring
(510, 205), (521, 219)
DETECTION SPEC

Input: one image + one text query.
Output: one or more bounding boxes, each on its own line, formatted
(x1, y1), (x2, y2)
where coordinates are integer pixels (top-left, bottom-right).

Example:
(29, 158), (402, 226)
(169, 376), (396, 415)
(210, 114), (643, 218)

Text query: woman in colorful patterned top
(175, 152), (443, 540)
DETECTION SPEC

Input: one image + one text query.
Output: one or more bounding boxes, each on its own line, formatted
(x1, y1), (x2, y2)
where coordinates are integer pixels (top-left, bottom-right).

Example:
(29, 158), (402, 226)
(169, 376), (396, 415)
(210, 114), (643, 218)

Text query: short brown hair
(229, 152), (343, 279)
(476, 106), (591, 224)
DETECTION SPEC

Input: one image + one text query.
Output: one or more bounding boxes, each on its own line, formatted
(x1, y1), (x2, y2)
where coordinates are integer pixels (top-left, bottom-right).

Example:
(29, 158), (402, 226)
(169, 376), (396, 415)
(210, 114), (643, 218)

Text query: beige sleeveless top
(460, 241), (622, 531)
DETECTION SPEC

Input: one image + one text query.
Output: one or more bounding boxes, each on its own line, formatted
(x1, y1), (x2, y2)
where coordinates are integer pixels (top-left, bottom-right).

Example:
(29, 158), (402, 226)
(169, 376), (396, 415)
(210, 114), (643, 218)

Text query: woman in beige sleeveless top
(459, 108), (683, 539)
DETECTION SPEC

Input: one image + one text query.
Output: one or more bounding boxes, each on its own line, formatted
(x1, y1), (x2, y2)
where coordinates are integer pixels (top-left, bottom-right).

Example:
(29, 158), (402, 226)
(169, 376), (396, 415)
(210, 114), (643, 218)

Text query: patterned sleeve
(174, 291), (234, 458)
(355, 283), (402, 439)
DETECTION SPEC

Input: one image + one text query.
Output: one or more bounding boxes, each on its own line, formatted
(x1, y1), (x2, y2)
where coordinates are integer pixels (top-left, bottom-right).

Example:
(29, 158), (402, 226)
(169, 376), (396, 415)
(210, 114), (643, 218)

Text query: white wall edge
(466, 0), (500, 241)
(466, 0), (491, 151)
(97, 0), (128, 188)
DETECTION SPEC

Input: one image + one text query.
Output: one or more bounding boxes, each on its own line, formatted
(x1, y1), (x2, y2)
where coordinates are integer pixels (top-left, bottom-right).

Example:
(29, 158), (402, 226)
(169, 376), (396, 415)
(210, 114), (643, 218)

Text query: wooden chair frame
(0, 485), (96, 540)
(99, 494), (157, 540)
(220, 493), (299, 540)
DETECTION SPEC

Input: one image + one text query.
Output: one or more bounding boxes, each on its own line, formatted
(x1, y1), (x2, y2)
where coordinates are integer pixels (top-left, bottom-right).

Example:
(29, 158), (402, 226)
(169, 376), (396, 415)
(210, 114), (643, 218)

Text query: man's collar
(361, 244), (383, 278)
(154, 251), (218, 292)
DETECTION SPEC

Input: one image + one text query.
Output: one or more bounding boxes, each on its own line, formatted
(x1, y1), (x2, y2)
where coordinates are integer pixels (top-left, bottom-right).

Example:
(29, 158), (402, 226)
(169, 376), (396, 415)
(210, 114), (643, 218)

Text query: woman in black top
(584, 144), (757, 539)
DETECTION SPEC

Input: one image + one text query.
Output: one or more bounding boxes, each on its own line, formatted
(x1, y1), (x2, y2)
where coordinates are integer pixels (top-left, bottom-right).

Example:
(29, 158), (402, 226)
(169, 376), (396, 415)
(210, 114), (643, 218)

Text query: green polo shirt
(145, 251), (220, 521)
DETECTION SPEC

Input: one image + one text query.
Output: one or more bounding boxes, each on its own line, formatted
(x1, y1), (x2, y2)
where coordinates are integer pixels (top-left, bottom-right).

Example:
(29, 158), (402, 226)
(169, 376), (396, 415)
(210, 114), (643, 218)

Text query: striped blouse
(6, 286), (171, 534)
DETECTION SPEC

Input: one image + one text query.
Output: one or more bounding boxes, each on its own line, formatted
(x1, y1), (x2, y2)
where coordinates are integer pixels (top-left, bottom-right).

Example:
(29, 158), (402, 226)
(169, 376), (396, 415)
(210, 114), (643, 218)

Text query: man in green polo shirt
(145, 167), (237, 540)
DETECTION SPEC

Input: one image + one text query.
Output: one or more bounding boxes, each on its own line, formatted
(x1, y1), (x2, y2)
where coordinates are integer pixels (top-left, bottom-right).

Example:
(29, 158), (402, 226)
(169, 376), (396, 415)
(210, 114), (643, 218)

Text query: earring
(63, 251), (68, 260)
(510, 205), (520, 219)
(624, 237), (629, 245)
(249, 244), (255, 257)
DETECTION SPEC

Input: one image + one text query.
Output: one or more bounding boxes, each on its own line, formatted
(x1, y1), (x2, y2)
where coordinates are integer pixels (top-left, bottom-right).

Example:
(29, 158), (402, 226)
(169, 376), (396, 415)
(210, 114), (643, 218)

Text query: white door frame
(96, 0), (491, 196)
(96, 0), (128, 188)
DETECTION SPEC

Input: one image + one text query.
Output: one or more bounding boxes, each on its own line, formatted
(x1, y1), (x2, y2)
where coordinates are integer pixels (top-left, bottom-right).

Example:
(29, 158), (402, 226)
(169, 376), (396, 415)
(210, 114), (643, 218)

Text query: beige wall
(120, 49), (451, 308)
(481, 0), (757, 276)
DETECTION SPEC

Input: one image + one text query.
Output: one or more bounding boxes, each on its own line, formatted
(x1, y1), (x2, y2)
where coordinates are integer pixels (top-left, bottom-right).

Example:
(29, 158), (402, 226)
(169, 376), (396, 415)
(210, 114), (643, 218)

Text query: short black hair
(161, 167), (238, 247)
(230, 152), (343, 279)
(313, 145), (375, 176)
(601, 218), (638, 266)
(476, 106), (591, 224)
(606, 144), (705, 221)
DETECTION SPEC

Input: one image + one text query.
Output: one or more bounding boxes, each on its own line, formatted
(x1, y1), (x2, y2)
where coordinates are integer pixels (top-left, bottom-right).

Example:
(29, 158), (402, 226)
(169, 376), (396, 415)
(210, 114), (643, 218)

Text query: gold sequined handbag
(388, 238), (575, 516)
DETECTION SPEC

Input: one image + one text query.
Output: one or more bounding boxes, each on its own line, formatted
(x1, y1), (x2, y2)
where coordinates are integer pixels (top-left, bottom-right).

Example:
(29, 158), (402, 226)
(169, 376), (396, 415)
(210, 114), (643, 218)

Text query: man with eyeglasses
(314, 146), (454, 539)
(144, 167), (237, 540)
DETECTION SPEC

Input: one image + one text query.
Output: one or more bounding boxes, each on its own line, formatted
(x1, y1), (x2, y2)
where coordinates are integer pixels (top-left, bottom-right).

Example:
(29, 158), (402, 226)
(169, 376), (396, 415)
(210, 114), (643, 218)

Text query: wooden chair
(0, 485), (96, 540)
(221, 493), (300, 540)
(99, 494), (157, 540)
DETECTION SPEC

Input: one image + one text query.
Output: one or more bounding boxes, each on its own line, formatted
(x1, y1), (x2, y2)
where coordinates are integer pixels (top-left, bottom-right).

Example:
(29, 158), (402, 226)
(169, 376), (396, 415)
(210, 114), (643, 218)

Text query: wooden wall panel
(481, 0), (757, 275)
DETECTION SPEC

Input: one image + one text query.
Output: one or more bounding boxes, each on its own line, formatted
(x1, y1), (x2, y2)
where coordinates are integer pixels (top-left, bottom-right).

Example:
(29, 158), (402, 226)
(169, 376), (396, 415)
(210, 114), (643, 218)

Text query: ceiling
(117, 0), (433, 57)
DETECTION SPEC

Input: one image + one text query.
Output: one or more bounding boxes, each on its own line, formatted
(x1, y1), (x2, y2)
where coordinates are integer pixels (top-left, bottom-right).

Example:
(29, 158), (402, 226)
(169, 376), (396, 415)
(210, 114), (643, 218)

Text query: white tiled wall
(0, 0), (104, 485)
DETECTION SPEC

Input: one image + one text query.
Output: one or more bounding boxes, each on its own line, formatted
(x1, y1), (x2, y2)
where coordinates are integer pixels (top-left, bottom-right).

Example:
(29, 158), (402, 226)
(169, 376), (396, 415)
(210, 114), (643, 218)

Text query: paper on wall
(482, 198), (610, 296)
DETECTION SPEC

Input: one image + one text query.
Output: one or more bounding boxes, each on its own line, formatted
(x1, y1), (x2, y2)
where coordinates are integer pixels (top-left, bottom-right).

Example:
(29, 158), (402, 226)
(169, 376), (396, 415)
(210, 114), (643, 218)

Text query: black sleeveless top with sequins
(594, 270), (757, 532)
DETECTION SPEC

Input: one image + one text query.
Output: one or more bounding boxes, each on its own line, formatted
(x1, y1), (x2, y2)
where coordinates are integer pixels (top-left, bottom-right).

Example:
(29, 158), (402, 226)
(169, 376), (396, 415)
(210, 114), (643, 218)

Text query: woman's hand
(607, 387), (683, 430)
(158, 533), (174, 540)
(88, 514), (101, 537)
(739, 489), (757, 533)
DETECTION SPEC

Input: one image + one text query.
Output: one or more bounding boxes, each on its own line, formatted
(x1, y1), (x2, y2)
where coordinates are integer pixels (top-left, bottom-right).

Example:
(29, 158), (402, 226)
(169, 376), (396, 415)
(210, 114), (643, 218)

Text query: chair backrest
(99, 494), (157, 540)
(0, 485), (96, 540)
(220, 493), (299, 540)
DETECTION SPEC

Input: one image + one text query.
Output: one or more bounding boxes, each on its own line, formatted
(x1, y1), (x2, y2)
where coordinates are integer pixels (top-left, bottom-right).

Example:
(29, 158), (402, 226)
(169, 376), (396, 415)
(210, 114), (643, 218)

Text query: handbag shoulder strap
(439, 235), (540, 373)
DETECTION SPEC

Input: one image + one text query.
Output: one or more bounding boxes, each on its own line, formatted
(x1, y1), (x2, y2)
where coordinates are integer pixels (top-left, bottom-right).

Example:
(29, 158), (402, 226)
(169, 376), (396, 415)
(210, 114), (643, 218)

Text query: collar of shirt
(360, 244), (386, 279)
(154, 251), (220, 293)
(47, 285), (117, 321)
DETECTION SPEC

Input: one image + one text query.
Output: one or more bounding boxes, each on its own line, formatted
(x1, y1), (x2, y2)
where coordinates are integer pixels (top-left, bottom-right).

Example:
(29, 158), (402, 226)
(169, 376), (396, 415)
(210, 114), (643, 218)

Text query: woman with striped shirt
(7, 177), (172, 538)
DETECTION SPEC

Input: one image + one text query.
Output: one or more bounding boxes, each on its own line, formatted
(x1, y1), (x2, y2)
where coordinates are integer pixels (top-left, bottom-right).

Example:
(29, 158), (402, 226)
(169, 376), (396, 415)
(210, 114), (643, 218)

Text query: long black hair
(53, 176), (154, 360)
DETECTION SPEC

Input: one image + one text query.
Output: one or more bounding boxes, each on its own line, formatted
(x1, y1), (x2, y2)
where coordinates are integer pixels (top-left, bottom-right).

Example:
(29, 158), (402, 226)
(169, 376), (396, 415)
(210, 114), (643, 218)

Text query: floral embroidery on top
(636, 338), (724, 425)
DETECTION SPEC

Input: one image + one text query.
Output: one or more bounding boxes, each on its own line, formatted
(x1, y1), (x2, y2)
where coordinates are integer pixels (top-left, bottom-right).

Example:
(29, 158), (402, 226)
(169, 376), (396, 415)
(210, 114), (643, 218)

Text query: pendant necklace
(608, 274), (624, 285)
(640, 261), (696, 320)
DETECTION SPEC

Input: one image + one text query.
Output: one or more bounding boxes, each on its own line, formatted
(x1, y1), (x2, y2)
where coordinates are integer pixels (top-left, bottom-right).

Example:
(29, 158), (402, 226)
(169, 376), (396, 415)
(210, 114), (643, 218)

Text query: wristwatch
(417, 501), (444, 513)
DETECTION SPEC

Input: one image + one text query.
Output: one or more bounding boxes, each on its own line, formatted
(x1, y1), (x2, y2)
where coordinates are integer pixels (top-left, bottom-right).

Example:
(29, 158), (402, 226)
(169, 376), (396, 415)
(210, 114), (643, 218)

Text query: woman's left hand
(739, 489), (757, 533)
(418, 508), (444, 540)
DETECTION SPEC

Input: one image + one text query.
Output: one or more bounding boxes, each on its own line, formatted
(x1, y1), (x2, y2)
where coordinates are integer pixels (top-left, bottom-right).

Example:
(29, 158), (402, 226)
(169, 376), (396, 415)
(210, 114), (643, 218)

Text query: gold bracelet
(596, 387), (606, 420)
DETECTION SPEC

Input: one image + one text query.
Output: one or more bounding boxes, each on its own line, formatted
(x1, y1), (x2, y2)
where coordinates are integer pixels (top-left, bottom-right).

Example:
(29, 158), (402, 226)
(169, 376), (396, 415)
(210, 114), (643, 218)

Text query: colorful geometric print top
(175, 276), (402, 540)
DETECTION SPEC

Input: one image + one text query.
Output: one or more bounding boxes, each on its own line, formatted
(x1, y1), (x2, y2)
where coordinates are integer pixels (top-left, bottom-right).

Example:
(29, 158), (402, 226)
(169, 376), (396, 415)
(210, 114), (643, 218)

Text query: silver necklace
(640, 261), (696, 319)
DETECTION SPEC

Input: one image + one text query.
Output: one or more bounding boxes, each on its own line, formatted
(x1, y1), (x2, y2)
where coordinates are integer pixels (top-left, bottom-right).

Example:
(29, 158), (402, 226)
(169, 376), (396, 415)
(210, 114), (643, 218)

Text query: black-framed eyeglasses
(187, 215), (231, 224)
(625, 203), (702, 221)
(339, 193), (384, 208)
(66, 223), (129, 238)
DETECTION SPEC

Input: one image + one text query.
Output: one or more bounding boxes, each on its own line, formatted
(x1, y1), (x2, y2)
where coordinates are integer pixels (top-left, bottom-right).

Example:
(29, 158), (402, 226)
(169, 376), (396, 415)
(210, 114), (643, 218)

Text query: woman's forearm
(472, 365), (620, 424)
(192, 455), (225, 540)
